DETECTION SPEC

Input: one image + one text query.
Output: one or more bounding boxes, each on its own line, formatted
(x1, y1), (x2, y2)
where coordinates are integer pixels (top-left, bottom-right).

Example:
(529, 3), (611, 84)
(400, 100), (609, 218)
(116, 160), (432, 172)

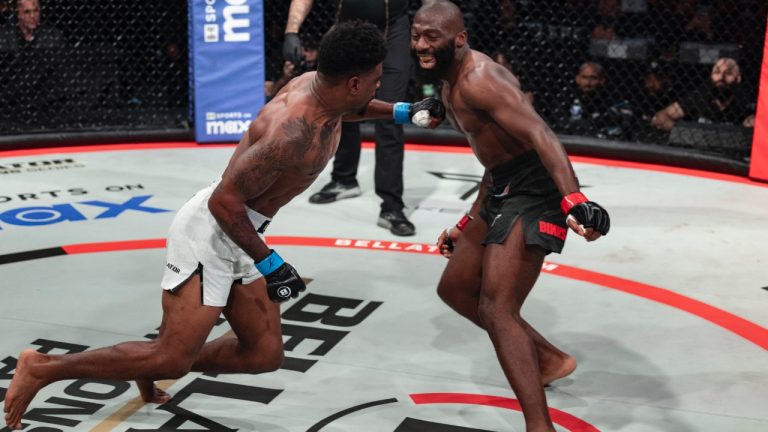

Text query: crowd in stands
(265, 0), (764, 157)
(0, 0), (764, 159)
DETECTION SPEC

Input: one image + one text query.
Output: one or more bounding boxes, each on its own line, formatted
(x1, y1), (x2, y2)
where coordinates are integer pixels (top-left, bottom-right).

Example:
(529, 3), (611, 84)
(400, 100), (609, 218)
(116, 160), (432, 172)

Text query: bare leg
(478, 220), (555, 432)
(4, 276), (221, 429)
(522, 320), (577, 386)
(4, 349), (47, 430)
(190, 278), (284, 374)
(436, 219), (575, 387)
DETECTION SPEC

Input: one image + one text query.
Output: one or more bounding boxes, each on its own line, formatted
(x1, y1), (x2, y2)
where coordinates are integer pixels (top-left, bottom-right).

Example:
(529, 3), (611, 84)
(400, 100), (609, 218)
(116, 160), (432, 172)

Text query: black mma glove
(255, 250), (306, 303)
(282, 32), (301, 65)
(442, 212), (473, 253)
(561, 192), (610, 235)
(393, 97), (446, 128)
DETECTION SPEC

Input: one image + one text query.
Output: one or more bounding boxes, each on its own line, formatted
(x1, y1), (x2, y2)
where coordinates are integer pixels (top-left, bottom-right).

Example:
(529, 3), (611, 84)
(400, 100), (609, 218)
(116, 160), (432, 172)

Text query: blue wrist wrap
(393, 102), (411, 124)
(255, 250), (284, 276)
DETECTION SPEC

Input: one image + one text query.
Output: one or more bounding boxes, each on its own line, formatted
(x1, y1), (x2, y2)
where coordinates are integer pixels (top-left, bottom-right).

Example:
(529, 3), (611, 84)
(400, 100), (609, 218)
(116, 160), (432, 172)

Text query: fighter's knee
(476, 301), (494, 330)
(477, 294), (522, 330)
(241, 339), (284, 373)
(477, 295), (503, 329)
(261, 347), (284, 372)
(436, 279), (462, 307)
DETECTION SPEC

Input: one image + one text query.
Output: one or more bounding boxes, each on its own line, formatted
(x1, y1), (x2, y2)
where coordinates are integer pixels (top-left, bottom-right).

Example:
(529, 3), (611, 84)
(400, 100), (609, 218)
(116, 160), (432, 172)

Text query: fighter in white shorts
(162, 180), (274, 306)
(4, 21), (446, 430)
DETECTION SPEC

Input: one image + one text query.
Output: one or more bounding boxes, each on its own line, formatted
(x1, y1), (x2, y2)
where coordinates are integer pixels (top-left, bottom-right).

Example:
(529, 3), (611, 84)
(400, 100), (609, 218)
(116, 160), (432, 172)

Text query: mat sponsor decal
(0, 192), (169, 231)
(306, 393), (599, 432)
(427, 171), (482, 201)
(0, 292), (383, 431)
(0, 158), (84, 175)
(1, 237), (764, 351)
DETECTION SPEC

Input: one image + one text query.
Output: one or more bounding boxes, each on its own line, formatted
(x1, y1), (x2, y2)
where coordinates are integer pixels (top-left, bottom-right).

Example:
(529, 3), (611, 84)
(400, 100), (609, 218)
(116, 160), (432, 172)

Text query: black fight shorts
(479, 151), (568, 254)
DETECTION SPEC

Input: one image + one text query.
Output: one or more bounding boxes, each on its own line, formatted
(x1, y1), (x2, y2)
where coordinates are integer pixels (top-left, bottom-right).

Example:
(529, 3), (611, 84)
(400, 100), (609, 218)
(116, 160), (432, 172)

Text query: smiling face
(410, 5), (466, 83)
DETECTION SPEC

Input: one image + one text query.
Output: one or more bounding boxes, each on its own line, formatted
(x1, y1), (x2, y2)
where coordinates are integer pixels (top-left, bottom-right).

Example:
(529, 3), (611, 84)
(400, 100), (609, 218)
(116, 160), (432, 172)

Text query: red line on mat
(410, 392), (600, 432)
(52, 236), (768, 351)
(2, 141), (765, 187)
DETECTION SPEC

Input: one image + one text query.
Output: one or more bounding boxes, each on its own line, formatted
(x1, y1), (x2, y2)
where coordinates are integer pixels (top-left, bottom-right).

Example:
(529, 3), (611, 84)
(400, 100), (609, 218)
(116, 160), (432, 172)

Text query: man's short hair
(317, 20), (387, 79)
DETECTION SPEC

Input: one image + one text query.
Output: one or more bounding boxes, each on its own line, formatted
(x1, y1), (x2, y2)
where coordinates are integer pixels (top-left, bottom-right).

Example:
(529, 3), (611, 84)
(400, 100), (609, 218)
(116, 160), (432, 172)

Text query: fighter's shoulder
(457, 55), (516, 104)
(465, 53), (517, 85)
(263, 76), (314, 118)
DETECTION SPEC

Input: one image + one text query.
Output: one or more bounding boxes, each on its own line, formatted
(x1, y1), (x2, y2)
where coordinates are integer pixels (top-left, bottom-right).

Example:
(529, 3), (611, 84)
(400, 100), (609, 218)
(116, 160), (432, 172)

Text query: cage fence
(1, 0), (765, 163)
(0, 0), (189, 135)
(265, 0), (765, 161)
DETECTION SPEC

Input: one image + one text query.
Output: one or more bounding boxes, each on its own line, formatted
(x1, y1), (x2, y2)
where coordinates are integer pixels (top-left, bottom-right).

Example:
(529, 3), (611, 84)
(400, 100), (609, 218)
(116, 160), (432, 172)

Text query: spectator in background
(629, 61), (677, 142)
(0, 0), (65, 50)
(267, 37), (318, 100)
(651, 57), (755, 131)
(632, 61), (676, 124)
(548, 61), (633, 140)
(0, 0), (67, 128)
(547, 61), (612, 134)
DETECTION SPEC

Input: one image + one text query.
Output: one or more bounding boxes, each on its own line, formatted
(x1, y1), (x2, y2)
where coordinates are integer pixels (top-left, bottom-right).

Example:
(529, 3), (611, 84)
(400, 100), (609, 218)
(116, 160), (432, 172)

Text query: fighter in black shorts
(411, 3), (610, 432)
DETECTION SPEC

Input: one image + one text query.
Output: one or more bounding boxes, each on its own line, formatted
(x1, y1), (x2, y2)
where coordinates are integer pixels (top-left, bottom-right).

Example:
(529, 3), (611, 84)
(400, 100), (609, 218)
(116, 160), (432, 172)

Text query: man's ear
(347, 75), (361, 95)
(455, 30), (468, 48)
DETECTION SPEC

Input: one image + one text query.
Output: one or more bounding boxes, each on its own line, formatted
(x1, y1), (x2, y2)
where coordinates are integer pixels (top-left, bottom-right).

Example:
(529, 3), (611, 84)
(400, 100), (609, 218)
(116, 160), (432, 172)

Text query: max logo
(0, 195), (170, 230)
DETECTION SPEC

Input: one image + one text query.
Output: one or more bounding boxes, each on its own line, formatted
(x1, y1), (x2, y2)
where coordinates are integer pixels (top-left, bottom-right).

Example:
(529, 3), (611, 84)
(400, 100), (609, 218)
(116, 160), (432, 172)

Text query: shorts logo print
(539, 221), (567, 240)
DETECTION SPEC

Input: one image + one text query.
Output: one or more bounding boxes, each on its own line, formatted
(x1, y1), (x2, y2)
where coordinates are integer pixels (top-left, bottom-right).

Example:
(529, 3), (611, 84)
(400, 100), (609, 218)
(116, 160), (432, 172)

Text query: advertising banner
(189, 0), (264, 143)
(749, 17), (768, 181)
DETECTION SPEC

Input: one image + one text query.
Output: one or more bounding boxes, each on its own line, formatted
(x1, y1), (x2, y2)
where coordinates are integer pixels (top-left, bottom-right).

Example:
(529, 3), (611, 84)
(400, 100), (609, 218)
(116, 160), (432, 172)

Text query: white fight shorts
(161, 180), (271, 306)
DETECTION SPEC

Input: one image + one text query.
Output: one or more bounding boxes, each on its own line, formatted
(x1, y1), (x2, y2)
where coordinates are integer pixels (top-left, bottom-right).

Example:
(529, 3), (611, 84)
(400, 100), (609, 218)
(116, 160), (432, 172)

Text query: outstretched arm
(343, 97), (445, 128)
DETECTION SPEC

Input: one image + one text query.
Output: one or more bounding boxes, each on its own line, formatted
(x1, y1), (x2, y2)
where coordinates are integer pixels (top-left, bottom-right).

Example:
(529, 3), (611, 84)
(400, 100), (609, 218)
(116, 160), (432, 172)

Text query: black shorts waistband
(488, 151), (556, 197)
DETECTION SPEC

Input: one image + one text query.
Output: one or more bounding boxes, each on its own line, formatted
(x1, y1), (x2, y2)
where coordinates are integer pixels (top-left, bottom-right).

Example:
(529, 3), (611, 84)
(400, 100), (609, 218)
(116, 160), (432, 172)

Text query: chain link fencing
(266, 0), (765, 162)
(0, 0), (189, 135)
(0, 1), (764, 163)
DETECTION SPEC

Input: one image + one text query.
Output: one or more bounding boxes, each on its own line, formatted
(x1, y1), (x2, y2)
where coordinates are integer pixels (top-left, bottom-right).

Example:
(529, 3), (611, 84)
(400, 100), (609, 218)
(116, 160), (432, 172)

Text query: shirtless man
(3, 21), (445, 430)
(411, 3), (610, 431)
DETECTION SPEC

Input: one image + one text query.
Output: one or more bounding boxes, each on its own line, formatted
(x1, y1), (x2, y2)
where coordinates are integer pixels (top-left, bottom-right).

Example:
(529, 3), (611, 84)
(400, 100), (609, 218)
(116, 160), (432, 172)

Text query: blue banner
(189, 0), (265, 143)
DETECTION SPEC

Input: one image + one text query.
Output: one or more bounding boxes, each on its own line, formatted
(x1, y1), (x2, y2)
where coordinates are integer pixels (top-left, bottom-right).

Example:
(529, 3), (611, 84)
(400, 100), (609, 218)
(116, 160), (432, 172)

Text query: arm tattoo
(319, 120), (336, 147)
(282, 117), (316, 160)
(234, 140), (286, 198)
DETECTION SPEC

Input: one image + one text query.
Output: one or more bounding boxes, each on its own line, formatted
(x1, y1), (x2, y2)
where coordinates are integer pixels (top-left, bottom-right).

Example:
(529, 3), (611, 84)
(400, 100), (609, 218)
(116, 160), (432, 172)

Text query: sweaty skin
(3, 45), (449, 426)
(411, 3), (605, 432)
(3, 65), (400, 430)
(208, 70), (386, 263)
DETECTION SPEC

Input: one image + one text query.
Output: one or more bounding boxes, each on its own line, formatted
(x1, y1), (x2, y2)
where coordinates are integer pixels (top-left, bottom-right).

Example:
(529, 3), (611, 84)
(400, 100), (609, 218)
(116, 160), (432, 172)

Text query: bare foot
(541, 354), (577, 386)
(4, 349), (48, 430)
(136, 379), (171, 404)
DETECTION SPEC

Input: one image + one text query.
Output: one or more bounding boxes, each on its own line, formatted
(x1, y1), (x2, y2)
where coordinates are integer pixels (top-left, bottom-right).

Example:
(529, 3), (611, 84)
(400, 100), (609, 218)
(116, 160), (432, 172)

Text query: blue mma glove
(393, 97), (446, 128)
(255, 250), (306, 303)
